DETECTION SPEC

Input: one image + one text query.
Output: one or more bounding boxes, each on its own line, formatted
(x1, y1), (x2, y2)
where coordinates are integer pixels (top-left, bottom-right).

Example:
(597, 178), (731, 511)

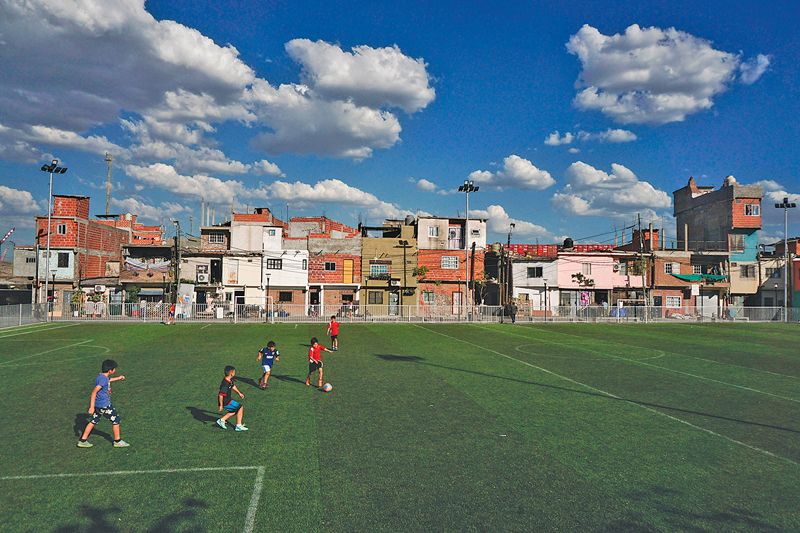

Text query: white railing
(1, 302), (798, 327)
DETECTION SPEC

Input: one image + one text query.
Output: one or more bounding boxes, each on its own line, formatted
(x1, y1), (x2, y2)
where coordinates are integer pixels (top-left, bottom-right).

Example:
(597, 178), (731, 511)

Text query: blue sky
(1, 0), (798, 256)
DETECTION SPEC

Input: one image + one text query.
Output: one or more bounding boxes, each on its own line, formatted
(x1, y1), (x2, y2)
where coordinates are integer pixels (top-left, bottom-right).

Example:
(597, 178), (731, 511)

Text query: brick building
(34, 195), (132, 306)
(285, 216), (361, 314)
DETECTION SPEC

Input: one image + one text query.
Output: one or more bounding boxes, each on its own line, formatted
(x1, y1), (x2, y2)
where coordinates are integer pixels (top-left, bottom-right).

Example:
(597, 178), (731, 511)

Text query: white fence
(1, 302), (799, 328)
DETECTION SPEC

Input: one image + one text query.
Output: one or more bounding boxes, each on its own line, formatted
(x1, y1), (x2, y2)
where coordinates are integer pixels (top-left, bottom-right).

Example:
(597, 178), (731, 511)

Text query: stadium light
(39, 159), (67, 318)
(774, 197), (796, 322)
(459, 180), (478, 311)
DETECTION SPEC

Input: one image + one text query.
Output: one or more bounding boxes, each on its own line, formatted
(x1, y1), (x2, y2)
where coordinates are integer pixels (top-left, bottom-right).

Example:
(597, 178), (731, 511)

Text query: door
(343, 259), (354, 284)
(389, 292), (399, 315)
(210, 259), (222, 283)
(452, 291), (461, 314)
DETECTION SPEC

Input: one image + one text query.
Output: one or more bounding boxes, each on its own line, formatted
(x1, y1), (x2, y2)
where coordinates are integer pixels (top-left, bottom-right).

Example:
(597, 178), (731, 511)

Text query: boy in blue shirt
(78, 359), (130, 448)
(256, 341), (280, 389)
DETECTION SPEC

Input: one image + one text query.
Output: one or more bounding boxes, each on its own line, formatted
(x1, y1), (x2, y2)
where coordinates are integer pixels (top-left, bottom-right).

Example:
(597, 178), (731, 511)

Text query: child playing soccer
(327, 316), (339, 351)
(78, 359), (130, 448)
(256, 341), (280, 389)
(217, 366), (248, 431)
(305, 337), (333, 387)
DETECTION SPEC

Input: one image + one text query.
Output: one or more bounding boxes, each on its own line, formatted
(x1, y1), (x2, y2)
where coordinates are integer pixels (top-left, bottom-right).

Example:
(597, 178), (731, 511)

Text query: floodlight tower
(39, 160), (67, 318)
(775, 197), (796, 322)
(458, 180), (478, 310)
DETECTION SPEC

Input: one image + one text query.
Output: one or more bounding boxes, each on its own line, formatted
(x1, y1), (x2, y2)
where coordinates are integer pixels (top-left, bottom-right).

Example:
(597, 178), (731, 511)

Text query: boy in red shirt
(327, 316), (339, 351)
(305, 337), (333, 387)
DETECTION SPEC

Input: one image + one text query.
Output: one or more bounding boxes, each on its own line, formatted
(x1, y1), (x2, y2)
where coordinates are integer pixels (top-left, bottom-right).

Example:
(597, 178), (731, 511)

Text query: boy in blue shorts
(78, 359), (130, 448)
(217, 365), (248, 431)
(256, 340), (279, 389)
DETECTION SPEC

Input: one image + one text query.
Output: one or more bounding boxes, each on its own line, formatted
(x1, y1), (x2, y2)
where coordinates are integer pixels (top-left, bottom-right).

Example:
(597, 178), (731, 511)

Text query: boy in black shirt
(217, 366), (248, 431)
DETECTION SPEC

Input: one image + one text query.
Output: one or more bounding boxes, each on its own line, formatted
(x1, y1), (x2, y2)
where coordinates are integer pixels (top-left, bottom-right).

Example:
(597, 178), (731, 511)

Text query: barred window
(266, 259), (282, 270)
(745, 204), (760, 216)
(665, 296), (682, 308)
(324, 262), (336, 271)
(279, 291), (293, 302)
(368, 291), (384, 304)
(729, 234), (745, 252)
(441, 256), (459, 269)
(740, 264), (756, 278)
(209, 232), (225, 244)
(422, 290), (435, 303)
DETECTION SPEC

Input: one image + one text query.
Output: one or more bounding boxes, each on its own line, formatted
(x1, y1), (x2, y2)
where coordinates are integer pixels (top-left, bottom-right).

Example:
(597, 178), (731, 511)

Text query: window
(618, 261), (628, 276)
(26, 257), (35, 263)
(428, 226), (439, 238)
(582, 263), (592, 275)
(302, 259), (308, 270)
(370, 263), (389, 277)
(664, 262), (679, 274)
(740, 264), (756, 278)
(422, 290), (435, 304)
(368, 291), (383, 304)
(665, 296), (682, 308)
(745, 204), (760, 216)
(57, 252), (69, 268)
(766, 267), (781, 278)
(729, 234), (745, 252)
(266, 258), (282, 270)
(441, 256), (459, 269)
(527, 266), (543, 278)
(268, 229), (276, 236)
(209, 232), (225, 244)
(470, 229), (480, 236)
(692, 265), (702, 275)
(279, 291), (293, 302)
(324, 262), (336, 271)
(56, 224), (66, 235)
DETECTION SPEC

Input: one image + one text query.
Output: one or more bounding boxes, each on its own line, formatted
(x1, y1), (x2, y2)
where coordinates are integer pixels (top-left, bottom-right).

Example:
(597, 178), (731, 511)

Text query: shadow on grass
(595, 489), (781, 533)
(378, 354), (800, 436)
(53, 498), (209, 533)
(272, 374), (306, 385)
(72, 414), (112, 443)
(186, 406), (219, 425)
(232, 376), (259, 389)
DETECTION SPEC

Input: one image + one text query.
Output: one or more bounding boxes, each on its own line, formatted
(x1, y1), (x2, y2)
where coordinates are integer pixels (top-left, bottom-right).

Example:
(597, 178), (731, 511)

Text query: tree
(571, 272), (595, 288)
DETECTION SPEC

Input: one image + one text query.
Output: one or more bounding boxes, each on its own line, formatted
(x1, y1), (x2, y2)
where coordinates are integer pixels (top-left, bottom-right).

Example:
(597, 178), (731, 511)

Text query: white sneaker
(217, 419), (227, 429)
(113, 440), (130, 447)
(235, 424), (249, 432)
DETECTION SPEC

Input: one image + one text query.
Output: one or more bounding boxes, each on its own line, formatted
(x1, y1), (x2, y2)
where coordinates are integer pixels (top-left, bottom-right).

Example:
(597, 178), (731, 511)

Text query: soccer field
(1, 321), (798, 532)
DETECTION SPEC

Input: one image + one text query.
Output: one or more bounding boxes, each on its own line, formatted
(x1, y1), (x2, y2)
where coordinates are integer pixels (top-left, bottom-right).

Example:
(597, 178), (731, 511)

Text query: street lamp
(774, 197), (796, 322)
(458, 180), (478, 311)
(39, 159), (67, 311)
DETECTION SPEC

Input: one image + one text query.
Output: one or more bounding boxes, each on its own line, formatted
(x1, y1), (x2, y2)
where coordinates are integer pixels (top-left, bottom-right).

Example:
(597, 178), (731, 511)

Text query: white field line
(0, 465), (267, 533)
(0, 339), (93, 366)
(414, 324), (798, 466)
(478, 325), (800, 404)
(527, 324), (800, 380)
(0, 323), (79, 339)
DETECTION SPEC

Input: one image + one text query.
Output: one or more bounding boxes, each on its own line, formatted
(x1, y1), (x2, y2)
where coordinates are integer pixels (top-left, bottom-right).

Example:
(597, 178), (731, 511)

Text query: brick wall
(732, 199), (762, 229)
(309, 254), (361, 284)
(417, 250), (485, 282)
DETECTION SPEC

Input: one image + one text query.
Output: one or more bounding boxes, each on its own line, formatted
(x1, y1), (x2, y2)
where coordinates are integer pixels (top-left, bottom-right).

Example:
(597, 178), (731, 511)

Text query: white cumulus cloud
(551, 161), (671, 220)
(740, 54), (770, 85)
(469, 205), (553, 239)
(285, 39), (435, 113)
(544, 131), (573, 146)
(566, 24), (753, 124)
(468, 155), (555, 191)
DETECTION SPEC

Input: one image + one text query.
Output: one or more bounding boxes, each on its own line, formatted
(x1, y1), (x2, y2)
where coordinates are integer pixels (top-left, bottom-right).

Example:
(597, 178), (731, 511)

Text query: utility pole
(104, 153), (113, 215)
(173, 220), (181, 304)
(638, 214), (648, 323)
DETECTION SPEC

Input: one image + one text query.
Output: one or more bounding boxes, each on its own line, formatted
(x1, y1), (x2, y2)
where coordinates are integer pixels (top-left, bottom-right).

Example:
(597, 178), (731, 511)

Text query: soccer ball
(322, 383), (332, 392)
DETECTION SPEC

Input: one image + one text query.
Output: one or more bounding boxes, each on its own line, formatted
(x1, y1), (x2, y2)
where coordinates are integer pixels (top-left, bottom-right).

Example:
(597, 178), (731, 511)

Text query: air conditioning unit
(613, 264), (620, 272)
(94, 285), (105, 293)
(390, 280), (401, 286)
(197, 273), (209, 283)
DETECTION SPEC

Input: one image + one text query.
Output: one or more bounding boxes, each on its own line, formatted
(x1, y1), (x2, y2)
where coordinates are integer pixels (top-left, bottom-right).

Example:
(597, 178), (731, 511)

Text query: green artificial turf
(0, 321), (798, 532)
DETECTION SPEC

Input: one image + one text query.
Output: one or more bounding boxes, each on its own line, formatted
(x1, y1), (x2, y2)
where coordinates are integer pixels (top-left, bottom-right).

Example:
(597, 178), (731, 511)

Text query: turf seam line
(0, 339), (93, 366)
(480, 325), (800, 403)
(0, 323), (79, 338)
(0, 465), (263, 481)
(525, 324), (800, 381)
(415, 324), (799, 467)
